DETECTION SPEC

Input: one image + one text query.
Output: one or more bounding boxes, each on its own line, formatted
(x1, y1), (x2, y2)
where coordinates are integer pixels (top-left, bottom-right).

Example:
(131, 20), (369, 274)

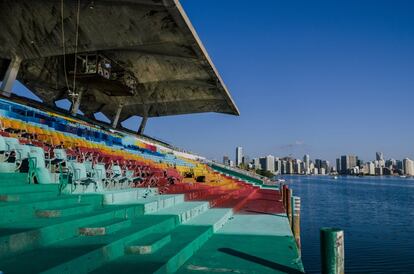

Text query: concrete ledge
(125, 233), (171, 254)
(79, 218), (132, 236)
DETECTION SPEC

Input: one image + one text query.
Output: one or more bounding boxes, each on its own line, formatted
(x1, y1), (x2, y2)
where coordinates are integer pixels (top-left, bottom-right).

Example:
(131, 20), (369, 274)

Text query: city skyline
(225, 146), (414, 176)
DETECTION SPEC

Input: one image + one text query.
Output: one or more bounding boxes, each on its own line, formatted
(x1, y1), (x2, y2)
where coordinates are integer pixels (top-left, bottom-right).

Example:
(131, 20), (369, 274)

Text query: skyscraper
(336, 158), (341, 173)
(259, 155), (275, 173)
(340, 155), (358, 174)
(376, 152), (384, 161)
(252, 158), (261, 170)
(303, 154), (310, 174)
(223, 155), (230, 165)
(236, 146), (243, 167)
(403, 158), (414, 175)
(274, 158), (282, 174)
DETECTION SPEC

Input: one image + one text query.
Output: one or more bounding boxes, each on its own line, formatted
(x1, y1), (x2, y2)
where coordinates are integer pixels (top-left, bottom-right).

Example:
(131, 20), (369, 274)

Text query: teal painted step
(155, 226), (213, 274)
(103, 188), (159, 204)
(79, 218), (132, 236)
(125, 233), (171, 254)
(5, 216), (178, 274)
(185, 208), (233, 232)
(91, 225), (213, 274)
(0, 194), (103, 224)
(0, 190), (57, 202)
(0, 183), (59, 193)
(36, 203), (95, 218)
(152, 201), (210, 223)
(0, 172), (28, 185)
(139, 194), (185, 214)
(177, 234), (304, 274)
(0, 204), (147, 260)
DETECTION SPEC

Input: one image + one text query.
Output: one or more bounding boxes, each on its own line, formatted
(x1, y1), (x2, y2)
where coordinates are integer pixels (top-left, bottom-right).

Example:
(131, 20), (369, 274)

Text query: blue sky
(12, 0), (414, 163)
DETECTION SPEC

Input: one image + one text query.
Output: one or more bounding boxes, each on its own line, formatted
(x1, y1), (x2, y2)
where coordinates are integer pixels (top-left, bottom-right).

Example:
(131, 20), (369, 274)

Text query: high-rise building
(252, 158), (261, 170)
(294, 159), (302, 174)
(367, 162), (375, 175)
(286, 160), (294, 174)
(259, 155), (275, 173)
(376, 152), (384, 161)
(242, 155), (250, 166)
(340, 155), (358, 174)
(303, 154), (310, 174)
(336, 158), (341, 173)
(376, 152), (385, 167)
(403, 158), (414, 176)
(275, 158), (282, 174)
(315, 159), (322, 170)
(349, 155), (358, 169)
(236, 147), (243, 167)
(223, 155), (230, 165)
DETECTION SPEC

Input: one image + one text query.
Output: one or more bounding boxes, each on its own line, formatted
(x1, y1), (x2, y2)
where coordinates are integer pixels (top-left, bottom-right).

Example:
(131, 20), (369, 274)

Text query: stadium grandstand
(0, 1), (304, 273)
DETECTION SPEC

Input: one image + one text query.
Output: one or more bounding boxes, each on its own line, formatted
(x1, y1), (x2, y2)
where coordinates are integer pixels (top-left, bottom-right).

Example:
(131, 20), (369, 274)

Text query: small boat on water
(332, 176), (338, 180)
(276, 178), (286, 183)
(400, 175), (407, 178)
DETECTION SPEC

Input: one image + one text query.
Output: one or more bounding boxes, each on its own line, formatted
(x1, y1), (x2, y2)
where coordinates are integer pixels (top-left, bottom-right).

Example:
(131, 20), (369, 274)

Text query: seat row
(0, 134), (182, 194)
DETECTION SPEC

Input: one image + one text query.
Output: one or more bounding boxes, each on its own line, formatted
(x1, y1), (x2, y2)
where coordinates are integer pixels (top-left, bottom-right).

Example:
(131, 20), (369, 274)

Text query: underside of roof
(0, 0), (239, 124)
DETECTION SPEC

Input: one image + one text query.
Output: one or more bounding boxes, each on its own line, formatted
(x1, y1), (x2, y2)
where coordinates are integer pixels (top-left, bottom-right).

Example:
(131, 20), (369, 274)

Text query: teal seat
(53, 149), (67, 161)
(0, 135), (7, 151)
(64, 161), (101, 193)
(3, 137), (19, 151)
(28, 150), (55, 184)
(15, 145), (31, 161)
(106, 165), (131, 189)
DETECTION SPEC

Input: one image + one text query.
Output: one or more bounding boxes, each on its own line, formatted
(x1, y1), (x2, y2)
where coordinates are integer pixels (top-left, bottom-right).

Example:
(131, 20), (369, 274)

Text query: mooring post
(320, 227), (344, 274)
(286, 188), (292, 224)
(292, 196), (301, 252)
(282, 184), (288, 208)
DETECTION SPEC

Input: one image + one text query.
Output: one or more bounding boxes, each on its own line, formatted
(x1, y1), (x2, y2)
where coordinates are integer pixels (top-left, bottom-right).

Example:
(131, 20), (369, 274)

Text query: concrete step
(36, 203), (95, 218)
(185, 208), (233, 232)
(20, 216), (178, 274)
(0, 173), (28, 185)
(138, 194), (184, 214)
(102, 188), (158, 204)
(152, 201), (210, 223)
(90, 225), (213, 274)
(0, 196), (82, 224)
(125, 233), (171, 254)
(79, 218), (132, 236)
(0, 194), (103, 223)
(0, 190), (58, 202)
(0, 183), (59, 193)
(153, 226), (213, 274)
(0, 204), (146, 260)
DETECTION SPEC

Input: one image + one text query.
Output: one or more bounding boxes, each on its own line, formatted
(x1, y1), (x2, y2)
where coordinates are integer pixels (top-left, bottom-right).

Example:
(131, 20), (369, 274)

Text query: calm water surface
(285, 176), (414, 274)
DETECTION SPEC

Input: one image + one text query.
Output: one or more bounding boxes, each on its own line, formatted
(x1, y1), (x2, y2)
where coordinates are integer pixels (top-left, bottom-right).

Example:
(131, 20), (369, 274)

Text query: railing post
(320, 227), (344, 274)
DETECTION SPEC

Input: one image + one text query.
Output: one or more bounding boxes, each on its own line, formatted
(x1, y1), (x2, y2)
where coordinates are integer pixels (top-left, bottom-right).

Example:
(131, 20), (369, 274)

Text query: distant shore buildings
(224, 147), (414, 177)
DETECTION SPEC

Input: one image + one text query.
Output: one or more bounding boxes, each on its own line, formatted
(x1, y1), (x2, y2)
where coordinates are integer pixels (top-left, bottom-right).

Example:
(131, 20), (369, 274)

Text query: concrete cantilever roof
(0, 0), (239, 124)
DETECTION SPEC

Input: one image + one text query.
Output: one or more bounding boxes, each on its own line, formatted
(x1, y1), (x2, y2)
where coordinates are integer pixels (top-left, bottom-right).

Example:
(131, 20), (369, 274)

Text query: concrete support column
(70, 89), (84, 116)
(137, 115), (148, 135)
(112, 103), (124, 128)
(1, 56), (22, 97)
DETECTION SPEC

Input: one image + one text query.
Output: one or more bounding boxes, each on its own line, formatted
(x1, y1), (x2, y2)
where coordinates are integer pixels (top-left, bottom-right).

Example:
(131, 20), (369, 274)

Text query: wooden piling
(320, 227), (344, 274)
(282, 184), (288, 208)
(279, 182), (284, 202)
(286, 188), (292, 224)
(292, 196), (301, 251)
